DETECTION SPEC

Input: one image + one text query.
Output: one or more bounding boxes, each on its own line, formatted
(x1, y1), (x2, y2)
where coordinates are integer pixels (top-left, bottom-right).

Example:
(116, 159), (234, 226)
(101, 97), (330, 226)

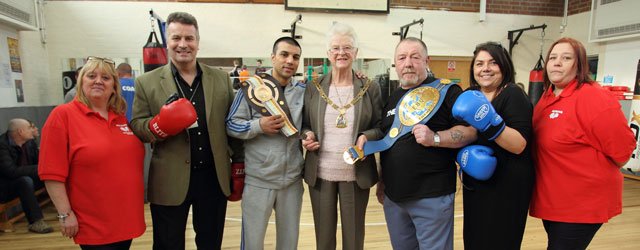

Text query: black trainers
(28, 219), (53, 234)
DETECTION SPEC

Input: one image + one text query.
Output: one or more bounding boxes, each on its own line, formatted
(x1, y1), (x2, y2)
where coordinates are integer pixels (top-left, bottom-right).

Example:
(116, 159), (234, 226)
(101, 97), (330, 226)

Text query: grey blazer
(130, 63), (243, 205)
(302, 70), (383, 189)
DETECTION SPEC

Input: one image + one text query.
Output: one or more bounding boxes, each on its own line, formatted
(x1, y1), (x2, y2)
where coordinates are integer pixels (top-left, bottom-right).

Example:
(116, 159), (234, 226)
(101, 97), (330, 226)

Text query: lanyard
(174, 75), (201, 102)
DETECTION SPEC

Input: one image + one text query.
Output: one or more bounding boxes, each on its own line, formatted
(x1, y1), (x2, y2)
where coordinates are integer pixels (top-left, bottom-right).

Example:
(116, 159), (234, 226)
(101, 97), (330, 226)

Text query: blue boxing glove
(452, 90), (505, 140)
(456, 145), (497, 181)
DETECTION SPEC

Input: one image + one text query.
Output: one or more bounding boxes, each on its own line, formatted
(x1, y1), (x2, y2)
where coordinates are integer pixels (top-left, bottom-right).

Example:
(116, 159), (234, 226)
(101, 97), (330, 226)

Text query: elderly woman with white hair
(301, 22), (383, 250)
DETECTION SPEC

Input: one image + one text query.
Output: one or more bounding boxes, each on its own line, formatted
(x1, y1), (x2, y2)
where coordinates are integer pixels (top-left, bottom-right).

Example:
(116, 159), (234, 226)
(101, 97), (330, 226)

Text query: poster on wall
(7, 37), (21, 73)
(0, 63), (10, 87)
(14, 79), (23, 102)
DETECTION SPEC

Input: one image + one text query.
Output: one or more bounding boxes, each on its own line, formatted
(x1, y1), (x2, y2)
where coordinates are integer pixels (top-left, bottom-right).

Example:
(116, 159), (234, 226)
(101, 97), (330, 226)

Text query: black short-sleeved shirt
(462, 83), (535, 249)
(380, 77), (465, 202)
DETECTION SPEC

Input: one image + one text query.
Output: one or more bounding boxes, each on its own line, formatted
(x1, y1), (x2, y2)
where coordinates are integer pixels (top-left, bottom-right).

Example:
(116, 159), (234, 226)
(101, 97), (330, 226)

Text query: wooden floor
(2, 179), (639, 249)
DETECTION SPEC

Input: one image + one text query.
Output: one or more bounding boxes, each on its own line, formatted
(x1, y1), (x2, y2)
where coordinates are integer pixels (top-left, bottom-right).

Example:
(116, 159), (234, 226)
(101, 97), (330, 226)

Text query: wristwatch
(433, 132), (441, 147)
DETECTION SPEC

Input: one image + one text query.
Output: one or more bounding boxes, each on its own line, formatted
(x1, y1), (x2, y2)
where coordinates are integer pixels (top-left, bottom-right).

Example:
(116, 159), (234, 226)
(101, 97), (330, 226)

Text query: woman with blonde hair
(39, 57), (145, 249)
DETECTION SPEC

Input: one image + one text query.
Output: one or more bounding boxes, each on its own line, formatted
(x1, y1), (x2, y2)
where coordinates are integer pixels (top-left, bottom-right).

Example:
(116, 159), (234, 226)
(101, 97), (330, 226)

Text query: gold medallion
(440, 79), (451, 84)
(336, 110), (348, 128)
(389, 127), (399, 138)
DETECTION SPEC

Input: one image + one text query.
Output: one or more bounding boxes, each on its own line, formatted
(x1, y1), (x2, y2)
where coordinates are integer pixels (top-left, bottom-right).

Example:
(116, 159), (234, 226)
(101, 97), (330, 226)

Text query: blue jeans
(383, 193), (454, 250)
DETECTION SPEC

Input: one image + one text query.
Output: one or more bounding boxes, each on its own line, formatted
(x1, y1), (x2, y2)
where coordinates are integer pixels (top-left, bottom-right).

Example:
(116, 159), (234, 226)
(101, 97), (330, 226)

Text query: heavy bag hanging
(143, 31), (167, 72)
(528, 55), (544, 106)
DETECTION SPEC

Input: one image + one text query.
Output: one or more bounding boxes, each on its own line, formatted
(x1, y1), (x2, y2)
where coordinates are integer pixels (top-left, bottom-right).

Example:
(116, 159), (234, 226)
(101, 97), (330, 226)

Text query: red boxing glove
(149, 97), (197, 139)
(228, 162), (245, 201)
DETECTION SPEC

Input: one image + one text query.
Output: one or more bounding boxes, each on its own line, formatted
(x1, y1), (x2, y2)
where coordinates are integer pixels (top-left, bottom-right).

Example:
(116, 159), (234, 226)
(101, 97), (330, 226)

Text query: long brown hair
(543, 37), (593, 90)
(76, 58), (127, 114)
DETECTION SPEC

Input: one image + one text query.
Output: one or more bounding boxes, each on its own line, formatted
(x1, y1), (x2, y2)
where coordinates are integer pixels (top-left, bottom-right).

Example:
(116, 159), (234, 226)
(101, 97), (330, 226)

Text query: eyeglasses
(86, 56), (115, 67)
(329, 46), (356, 54)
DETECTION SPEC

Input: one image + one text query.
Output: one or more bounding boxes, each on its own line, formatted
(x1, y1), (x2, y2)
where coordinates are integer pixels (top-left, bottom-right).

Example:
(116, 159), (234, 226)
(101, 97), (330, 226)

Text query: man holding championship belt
(226, 37), (305, 249)
(357, 37), (477, 250)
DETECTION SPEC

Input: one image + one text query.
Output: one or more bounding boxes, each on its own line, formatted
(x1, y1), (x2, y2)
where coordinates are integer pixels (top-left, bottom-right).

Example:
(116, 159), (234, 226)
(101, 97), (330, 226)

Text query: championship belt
(343, 79), (454, 164)
(240, 73), (298, 137)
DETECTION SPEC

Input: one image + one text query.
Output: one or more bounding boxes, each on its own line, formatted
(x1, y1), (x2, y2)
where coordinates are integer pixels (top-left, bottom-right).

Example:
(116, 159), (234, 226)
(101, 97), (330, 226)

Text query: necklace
(332, 84), (351, 128)
(312, 79), (372, 128)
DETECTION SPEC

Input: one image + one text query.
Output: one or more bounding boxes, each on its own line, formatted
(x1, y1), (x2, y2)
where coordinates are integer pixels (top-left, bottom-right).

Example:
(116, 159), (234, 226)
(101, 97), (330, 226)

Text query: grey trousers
(241, 179), (303, 250)
(308, 179), (370, 250)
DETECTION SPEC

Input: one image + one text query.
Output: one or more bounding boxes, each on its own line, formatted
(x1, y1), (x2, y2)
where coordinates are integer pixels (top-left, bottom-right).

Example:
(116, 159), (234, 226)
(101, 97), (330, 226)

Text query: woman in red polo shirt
(531, 37), (635, 250)
(39, 57), (145, 249)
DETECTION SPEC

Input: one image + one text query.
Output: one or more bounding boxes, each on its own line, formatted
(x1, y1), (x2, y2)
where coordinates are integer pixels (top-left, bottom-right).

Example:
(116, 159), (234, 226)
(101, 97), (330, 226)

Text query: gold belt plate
(398, 86), (440, 126)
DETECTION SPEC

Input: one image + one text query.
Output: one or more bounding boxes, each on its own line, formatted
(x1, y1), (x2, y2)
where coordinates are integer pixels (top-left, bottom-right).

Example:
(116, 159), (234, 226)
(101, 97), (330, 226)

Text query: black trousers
(80, 240), (132, 250)
(151, 167), (228, 250)
(543, 220), (603, 250)
(0, 176), (44, 224)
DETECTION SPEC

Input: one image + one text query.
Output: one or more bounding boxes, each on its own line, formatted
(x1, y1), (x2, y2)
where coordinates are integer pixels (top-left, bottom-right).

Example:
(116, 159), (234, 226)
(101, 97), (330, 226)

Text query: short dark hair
(166, 12), (199, 39)
(469, 42), (515, 91)
(116, 63), (132, 75)
(272, 37), (302, 55)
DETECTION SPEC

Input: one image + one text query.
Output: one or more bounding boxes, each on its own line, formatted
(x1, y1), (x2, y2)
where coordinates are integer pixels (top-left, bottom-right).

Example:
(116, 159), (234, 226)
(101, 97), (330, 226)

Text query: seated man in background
(0, 118), (53, 233)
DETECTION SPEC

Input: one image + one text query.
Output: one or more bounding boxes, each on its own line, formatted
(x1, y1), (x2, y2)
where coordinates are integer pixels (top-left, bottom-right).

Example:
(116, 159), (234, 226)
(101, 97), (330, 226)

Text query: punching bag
(528, 55), (545, 106)
(143, 31), (167, 72)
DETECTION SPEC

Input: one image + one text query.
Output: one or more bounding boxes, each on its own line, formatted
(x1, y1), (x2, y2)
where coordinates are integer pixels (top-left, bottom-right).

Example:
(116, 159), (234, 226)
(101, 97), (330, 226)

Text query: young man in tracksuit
(226, 37), (305, 250)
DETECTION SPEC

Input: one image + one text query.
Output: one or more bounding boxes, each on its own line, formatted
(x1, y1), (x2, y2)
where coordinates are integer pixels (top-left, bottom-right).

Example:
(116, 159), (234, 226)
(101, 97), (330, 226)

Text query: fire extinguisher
(143, 30), (167, 72)
(528, 55), (544, 106)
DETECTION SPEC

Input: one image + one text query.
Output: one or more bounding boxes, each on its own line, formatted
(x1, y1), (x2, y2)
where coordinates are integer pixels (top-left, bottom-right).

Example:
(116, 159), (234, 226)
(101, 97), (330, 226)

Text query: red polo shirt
(530, 80), (635, 223)
(39, 100), (145, 244)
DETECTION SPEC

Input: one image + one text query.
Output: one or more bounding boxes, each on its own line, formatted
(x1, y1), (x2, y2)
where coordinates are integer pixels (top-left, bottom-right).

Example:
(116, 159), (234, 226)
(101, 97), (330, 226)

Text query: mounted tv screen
(285, 0), (389, 14)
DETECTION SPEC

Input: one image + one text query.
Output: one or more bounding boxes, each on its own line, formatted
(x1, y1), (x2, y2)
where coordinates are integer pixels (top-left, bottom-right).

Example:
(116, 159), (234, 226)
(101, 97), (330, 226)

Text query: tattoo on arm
(450, 129), (464, 143)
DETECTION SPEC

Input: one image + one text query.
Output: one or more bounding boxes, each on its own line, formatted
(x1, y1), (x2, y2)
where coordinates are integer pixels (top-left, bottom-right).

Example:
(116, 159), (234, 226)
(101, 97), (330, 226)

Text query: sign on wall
(0, 26), (24, 107)
(14, 79), (23, 102)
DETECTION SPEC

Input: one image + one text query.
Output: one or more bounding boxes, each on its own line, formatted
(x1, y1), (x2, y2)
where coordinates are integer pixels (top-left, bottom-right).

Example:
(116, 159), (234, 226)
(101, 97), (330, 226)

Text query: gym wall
(7, 0), (639, 114)
(36, 2), (560, 101)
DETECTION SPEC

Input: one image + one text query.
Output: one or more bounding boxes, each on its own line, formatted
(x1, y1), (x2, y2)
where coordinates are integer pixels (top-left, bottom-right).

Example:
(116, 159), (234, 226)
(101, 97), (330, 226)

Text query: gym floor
(1, 178), (639, 249)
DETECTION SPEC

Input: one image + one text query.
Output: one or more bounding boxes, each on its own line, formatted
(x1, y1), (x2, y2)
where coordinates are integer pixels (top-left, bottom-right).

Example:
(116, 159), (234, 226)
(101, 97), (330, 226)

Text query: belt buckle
(343, 146), (364, 165)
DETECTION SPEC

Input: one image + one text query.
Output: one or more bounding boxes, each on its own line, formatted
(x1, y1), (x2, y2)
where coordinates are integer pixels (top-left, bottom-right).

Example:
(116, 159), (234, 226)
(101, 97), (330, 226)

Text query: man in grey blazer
(130, 12), (243, 250)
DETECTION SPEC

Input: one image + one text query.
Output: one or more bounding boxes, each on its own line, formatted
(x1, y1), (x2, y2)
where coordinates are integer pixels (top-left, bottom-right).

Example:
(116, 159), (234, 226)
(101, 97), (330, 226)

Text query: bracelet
(57, 213), (69, 222)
